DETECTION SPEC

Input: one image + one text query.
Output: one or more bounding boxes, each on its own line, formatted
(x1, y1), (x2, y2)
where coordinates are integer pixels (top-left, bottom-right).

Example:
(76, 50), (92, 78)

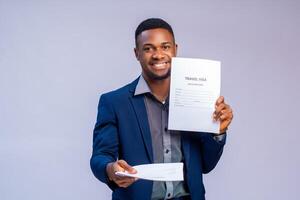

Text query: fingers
(213, 96), (234, 133)
(106, 160), (138, 188)
(115, 177), (137, 188)
(214, 97), (232, 119)
(213, 104), (226, 120)
(219, 108), (233, 121)
(216, 96), (224, 105)
(219, 108), (233, 133)
(117, 160), (137, 174)
(114, 176), (136, 183)
(214, 96), (225, 119)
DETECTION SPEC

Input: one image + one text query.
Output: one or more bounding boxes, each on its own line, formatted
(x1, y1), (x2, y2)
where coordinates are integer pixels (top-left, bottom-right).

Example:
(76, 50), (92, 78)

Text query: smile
(151, 62), (169, 69)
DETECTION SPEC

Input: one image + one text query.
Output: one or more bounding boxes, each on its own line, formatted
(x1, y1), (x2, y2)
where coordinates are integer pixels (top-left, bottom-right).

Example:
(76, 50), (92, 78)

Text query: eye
(162, 45), (171, 50)
(143, 46), (152, 52)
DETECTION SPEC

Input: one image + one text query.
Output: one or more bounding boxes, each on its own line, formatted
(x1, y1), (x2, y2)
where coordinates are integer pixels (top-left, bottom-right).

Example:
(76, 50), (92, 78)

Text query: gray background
(1, 0), (299, 199)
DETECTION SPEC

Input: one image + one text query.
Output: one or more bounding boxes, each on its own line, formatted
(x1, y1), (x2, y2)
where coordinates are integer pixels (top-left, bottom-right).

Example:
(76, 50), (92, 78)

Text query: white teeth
(153, 62), (167, 68)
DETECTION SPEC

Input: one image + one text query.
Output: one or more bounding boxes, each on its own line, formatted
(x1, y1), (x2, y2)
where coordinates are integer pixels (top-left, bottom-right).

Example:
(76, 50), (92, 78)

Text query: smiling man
(90, 18), (233, 200)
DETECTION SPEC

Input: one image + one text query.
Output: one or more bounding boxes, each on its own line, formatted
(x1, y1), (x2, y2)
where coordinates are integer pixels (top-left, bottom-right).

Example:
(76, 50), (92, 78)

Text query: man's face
(134, 28), (177, 81)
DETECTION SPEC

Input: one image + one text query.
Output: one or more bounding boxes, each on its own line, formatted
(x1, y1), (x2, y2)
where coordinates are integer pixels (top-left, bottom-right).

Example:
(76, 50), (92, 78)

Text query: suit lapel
(128, 77), (153, 163)
(129, 95), (154, 163)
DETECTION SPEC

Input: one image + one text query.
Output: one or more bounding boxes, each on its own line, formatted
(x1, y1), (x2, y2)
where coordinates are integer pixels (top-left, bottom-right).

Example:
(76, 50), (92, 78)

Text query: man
(90, 18), (233, 200)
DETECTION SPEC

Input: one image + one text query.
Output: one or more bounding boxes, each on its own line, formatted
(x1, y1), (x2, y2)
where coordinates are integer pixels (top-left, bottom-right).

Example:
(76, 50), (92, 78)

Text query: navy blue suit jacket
(90, 77), (226, 200)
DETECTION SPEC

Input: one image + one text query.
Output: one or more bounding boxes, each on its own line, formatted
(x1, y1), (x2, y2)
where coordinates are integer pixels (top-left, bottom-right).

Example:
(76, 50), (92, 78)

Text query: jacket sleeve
(90, 94), (119, 190)
(199, 132), (226, 174)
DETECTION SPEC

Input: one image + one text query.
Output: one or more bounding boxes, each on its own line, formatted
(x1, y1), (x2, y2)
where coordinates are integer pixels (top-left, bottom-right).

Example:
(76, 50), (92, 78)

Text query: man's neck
(144, 76), (170, 103)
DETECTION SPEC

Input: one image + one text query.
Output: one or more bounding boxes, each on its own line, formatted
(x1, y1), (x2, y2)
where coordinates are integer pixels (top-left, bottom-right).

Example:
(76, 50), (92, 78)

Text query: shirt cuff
(213, 133), (226, 142)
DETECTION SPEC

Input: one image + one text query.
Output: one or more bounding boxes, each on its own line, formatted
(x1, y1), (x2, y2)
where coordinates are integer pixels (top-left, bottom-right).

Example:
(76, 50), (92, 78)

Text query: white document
(168, 57), (221, 134)
(115, 163), (183, 181)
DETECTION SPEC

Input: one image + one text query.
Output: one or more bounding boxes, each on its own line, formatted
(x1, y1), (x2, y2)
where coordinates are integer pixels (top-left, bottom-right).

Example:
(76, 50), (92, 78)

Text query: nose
(152, 49), (165, 60)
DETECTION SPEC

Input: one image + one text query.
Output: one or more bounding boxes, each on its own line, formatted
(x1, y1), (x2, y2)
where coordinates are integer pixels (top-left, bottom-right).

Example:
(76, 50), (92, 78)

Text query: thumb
(118, 160), (137, 174)
(216, 96), (224, 106)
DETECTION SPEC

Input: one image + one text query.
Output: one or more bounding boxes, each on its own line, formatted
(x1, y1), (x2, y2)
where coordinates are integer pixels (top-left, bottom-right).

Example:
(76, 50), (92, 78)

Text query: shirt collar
(134, 75), (170, 105)
(134, 75), (151, 96)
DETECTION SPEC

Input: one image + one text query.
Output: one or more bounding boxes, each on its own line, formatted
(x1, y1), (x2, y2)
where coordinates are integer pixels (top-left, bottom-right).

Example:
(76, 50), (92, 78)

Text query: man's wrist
(106, 162), (114, 181)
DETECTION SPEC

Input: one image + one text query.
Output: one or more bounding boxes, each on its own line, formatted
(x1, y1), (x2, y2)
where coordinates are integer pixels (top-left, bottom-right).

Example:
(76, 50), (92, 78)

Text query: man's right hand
(106, 160), (138, 188)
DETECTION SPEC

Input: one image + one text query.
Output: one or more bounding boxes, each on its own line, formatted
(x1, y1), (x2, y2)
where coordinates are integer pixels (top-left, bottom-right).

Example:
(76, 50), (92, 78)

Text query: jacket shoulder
(100, 77), (139, 101)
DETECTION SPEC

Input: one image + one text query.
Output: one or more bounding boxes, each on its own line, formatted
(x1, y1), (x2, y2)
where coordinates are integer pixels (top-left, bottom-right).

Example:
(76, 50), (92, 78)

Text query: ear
(174, 44), (178, 56)
(134, 47), (139, 61)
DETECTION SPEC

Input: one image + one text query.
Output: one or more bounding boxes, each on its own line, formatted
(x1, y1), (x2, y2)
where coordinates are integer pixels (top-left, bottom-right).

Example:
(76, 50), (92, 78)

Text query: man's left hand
(213, 96), (233, 134)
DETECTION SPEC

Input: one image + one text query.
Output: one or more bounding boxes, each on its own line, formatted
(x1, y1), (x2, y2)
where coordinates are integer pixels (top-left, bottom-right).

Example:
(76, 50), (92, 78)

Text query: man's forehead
(137, 28), (174, 45)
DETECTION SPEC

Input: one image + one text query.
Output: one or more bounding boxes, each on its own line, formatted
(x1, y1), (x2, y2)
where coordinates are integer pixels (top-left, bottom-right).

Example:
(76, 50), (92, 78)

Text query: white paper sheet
(115, 163), (183, 181)
(168, 57), (221, 134)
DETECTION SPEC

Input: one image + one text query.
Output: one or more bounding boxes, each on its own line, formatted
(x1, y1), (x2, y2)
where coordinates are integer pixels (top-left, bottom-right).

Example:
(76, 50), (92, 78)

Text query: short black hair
(135, 18), (175, 47)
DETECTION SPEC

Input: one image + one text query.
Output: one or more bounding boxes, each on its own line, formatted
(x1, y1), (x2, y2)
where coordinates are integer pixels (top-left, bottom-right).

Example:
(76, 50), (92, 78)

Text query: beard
(145, 68), (171, 81)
